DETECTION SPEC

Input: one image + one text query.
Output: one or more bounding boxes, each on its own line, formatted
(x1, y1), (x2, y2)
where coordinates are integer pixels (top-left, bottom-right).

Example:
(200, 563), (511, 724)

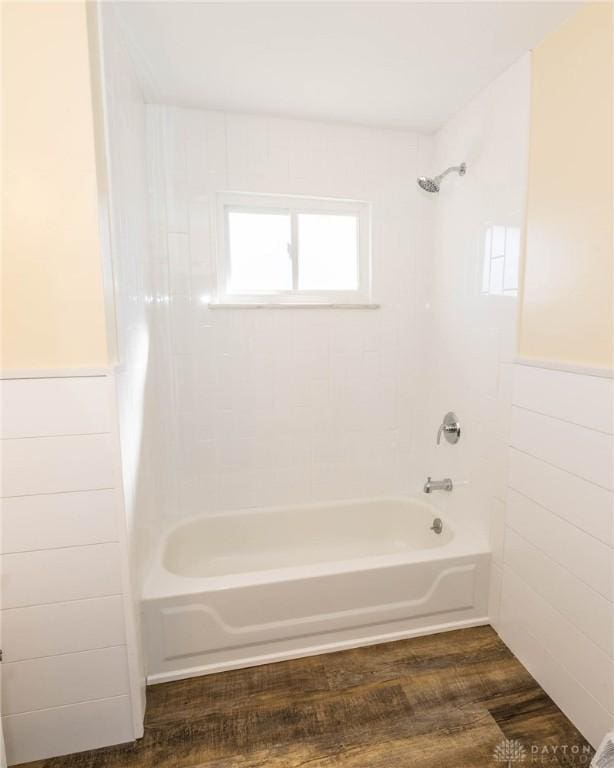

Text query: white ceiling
(114, 1), (579, 133)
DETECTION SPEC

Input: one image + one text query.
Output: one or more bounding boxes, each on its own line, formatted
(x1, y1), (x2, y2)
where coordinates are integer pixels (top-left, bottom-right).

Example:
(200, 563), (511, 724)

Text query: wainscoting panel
(2, 646), (129, 716)
(1, 697), (134, 767)
(0, 373), (142, 764)
(2, 596), (126, 662)
(496, 361), (614, 748)
(2, 544), (123, 610)
(1, 376), (111, 438)
(1, 489), (118, 553)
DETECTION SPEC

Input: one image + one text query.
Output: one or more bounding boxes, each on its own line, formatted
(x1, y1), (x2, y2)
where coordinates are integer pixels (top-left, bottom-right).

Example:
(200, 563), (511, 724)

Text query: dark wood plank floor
(19, 626), (593, 768)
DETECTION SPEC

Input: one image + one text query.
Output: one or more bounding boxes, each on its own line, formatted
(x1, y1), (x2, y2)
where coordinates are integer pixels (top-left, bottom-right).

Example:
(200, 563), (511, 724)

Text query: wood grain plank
(15, 627), (593, 768)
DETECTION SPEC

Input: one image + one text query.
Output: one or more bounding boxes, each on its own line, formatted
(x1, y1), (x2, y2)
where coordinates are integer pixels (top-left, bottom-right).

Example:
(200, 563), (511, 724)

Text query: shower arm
(435, 164), (466, 183)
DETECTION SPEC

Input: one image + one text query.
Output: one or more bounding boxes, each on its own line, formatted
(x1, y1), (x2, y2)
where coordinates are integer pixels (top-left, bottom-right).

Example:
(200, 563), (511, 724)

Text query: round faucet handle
(437, 412), (461, 445)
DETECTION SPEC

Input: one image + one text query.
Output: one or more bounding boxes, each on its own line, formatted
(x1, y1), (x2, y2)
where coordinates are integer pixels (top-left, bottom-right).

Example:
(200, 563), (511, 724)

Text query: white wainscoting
(1, 698), (134, 766)
(0, 373), (143, 765)
(494, 360), (614, 748)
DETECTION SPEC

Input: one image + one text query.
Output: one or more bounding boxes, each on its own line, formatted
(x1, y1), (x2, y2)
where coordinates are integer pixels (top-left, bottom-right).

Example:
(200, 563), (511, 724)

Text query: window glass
(297, 213), (358, 290)
(227, 210), (292, 292)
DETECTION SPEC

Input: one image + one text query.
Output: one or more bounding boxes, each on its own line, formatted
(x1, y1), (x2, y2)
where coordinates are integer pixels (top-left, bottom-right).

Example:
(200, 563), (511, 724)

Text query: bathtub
(142, 497), (490, 683)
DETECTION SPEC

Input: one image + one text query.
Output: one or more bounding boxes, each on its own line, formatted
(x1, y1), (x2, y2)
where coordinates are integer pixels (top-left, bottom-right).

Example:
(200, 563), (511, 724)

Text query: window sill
(208, 301), (380, 310)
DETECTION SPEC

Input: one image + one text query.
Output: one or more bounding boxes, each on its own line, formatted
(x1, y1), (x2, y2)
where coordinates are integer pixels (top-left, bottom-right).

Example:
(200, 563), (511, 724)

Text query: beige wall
(518, 3), (614, 369)
(2, 1), (109, 369)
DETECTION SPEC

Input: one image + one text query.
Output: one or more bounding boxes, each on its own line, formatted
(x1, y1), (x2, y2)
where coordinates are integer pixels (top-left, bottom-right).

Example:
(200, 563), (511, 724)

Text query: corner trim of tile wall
(106, 369), (147, 736)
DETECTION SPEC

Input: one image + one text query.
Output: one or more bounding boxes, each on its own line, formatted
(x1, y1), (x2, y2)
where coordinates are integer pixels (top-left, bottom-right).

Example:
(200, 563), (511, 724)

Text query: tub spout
(423, 476), (453, 493)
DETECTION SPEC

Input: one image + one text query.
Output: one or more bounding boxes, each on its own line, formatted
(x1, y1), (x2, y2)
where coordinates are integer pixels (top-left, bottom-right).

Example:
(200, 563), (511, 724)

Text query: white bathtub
(142, 497), (490, 683)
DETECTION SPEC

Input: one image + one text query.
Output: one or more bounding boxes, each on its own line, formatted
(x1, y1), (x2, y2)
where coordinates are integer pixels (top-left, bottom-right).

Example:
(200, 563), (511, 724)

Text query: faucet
(423, 476), (453, 493)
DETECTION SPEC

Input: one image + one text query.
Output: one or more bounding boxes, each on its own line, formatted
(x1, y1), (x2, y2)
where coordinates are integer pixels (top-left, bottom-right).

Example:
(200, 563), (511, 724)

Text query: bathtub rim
(143, 495), (489, 602)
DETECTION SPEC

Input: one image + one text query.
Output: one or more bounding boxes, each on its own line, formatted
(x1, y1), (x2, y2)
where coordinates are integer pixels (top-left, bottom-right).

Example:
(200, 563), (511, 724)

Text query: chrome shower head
(417, 162), (466, 193)
(417, 175), (441, 193)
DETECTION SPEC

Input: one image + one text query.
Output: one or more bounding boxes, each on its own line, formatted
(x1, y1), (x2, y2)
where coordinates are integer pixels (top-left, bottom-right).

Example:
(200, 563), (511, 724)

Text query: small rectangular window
(481, 223), (520, 297)
(215, 193), (371, 306)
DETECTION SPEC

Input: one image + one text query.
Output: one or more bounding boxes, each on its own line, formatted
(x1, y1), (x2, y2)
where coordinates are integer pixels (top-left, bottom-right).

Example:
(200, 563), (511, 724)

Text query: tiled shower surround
(412, 57), (530, 592)
(146, 109), (426, 517)
(144, 57), (531, 548)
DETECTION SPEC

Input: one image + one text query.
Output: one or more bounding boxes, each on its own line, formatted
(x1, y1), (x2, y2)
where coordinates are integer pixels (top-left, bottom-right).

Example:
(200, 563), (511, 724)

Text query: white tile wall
(146, 106), (422, 517)
(498, 361), (614, 747)
(412, 57), (530, 621)
(0, 375), (139, 764)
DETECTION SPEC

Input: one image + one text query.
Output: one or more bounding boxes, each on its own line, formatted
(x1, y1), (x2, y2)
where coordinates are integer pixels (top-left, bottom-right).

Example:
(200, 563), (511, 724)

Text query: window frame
(214, 192), (372, 306)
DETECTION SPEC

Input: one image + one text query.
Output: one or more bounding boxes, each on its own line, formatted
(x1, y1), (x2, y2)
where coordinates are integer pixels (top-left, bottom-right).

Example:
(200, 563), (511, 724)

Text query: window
(481, 223), (520, 297)
(214, 193), (371, 305)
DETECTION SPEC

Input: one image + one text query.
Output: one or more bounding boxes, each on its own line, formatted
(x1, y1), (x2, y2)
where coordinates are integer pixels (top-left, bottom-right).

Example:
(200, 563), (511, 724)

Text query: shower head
(417, 162), (466, 193)
(417, 176), (441, 193)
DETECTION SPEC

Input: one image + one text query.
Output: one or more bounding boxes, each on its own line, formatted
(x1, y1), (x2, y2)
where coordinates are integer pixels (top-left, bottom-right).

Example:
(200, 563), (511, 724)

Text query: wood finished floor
(20, 627), (593, 768)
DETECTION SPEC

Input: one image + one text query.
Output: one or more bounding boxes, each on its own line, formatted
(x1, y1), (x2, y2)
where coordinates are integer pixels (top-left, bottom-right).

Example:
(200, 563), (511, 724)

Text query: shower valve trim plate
(437, 411), (461, 445)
